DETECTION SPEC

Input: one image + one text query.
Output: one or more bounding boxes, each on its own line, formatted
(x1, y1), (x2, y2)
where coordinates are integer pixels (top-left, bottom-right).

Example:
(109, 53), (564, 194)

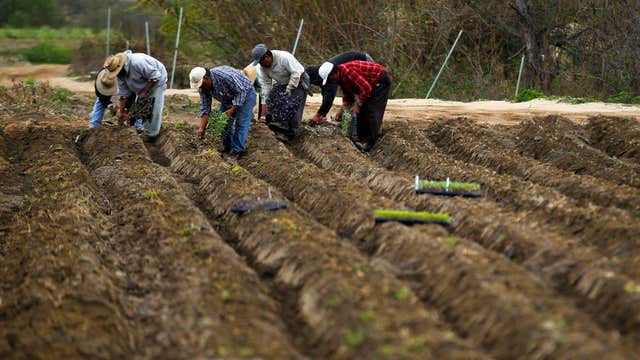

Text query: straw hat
(100, 52), (126, 88)
(104, 52), (126, 74)
(242, 65), (257, 83)
(95, 68), (117, 96)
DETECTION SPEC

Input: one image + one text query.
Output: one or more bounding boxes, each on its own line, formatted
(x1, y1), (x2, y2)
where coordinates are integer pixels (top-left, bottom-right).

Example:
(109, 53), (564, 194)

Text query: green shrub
(607, 91), (632, 104)
(515, 88), (544, 102)
(50, 88), (72, 103)
(22, 43), (72, 64)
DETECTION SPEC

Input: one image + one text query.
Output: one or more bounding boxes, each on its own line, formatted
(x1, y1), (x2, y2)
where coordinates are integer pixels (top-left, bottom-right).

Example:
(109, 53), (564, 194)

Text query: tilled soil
(586, 116), (640, 165)
(373, 121), (640, 281)
(511, 116), (640, 187)
(2, 90), (640, 359)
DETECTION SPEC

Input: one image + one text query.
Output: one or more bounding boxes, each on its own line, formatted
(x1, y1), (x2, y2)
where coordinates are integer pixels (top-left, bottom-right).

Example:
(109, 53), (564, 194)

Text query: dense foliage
(3, 1), (640, 102)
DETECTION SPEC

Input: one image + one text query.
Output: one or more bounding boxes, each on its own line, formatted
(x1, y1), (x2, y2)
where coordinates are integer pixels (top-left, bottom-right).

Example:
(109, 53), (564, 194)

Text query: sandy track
(2, 63), (639, 125)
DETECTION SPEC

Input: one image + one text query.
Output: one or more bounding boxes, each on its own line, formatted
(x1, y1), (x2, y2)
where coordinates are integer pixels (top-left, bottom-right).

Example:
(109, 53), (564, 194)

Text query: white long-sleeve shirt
(117, 50), (167, 98)
(257, 50), (304, 99)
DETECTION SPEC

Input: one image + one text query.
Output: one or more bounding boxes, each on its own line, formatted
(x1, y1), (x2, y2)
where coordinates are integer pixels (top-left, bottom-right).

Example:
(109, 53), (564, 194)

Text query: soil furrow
(586, 116), (640, 165)
(235, 124), (634, 359)
(423, 117), (640, 216)
(373, 120), (640, 280)
(511, 116), (640, 187)
(80, 127), (302, 359)
(286, 125), (640, 356)
(0, 123), (134, 358)
(157, 126), (486, 360)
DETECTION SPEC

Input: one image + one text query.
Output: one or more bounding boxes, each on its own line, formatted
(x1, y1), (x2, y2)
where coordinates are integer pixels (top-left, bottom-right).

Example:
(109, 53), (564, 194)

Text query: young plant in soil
(205, 111), (229, 137)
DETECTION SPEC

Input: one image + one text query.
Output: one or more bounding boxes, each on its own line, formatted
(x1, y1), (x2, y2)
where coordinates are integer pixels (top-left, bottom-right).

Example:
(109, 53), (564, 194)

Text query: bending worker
(319, 60), (392, 151)
(305, 51), (374, 125)
(189, 65), (256, 161)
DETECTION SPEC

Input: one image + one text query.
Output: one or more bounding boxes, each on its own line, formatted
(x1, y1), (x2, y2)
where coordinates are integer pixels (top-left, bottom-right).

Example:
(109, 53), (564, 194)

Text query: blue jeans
(219, 87), (256, 153)
(89, 98), (142, 129)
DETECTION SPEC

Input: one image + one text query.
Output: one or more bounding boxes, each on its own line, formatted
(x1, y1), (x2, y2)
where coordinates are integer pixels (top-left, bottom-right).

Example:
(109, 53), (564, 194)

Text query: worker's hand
(335, 107), (344, 121)
(224, 106), (238, 117)
(196, 126), (206, 140)
(139, 90), (148, 98)
(309, 113), (324, 126)
(117, 111), (129, 125)
(284, 88), (292, 96)
(351, 103), (360, 115)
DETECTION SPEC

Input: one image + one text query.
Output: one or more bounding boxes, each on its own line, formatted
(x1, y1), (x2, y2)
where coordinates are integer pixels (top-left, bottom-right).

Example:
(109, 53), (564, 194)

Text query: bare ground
(1, 70), (640, 359)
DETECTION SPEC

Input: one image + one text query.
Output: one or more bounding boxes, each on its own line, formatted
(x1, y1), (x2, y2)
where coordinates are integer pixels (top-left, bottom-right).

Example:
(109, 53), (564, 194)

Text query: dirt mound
(587, 116), (640, 164)
(513, 115), (640, 187)
(423, 117), (640, 216)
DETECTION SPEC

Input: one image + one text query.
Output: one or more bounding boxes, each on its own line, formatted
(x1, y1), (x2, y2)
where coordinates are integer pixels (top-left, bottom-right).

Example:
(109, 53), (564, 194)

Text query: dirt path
(3, 63), (639, 125)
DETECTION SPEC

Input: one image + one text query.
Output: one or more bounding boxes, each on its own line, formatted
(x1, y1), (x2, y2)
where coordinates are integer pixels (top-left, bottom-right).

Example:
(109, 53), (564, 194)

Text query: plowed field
(1, 83), (639, 359)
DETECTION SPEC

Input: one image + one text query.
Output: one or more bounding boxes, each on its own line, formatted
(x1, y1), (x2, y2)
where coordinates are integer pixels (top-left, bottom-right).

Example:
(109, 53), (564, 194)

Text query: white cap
(189, 67), (206, 90)
(318, 62), (334, 86)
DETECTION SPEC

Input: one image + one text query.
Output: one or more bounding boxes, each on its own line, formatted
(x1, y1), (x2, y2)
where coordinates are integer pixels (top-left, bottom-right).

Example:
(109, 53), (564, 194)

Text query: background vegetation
(2, 0), (640, 102)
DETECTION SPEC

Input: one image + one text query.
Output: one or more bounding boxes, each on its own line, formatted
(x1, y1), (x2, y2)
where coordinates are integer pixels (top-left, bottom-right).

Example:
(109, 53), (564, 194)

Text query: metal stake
(106, 7), (111, 58)
(170, 7), (184, 89)
(145, 21), (150, 55)
(515, 54), (526, 99)
(426, 30), (463, 99)
(292, 19), (304, 56)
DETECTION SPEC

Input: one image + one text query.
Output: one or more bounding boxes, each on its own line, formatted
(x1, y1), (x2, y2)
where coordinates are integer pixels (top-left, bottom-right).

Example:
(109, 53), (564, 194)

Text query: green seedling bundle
(415, 176), (482, 198)
(341, 110), (350, 137)
(205, 111), (230, 137)
(373, 209), (451, 227)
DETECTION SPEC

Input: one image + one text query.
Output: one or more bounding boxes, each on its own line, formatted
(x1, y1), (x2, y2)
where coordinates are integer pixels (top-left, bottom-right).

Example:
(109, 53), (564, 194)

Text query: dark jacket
(306, 51), (371, 116)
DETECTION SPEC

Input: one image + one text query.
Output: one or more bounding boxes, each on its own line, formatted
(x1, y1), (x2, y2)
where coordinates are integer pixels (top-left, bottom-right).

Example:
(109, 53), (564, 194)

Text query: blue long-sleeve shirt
(199, 66), (254, 117)
(117, 50), (167, 98)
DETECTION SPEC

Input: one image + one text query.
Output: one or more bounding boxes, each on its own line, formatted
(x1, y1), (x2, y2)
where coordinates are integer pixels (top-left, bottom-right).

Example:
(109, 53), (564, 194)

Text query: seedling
(394, 286), (411, 300)
(373, 209), (451, 227)
(205, 111), (229, 137)
(415, 175), (482, 198)
(344, 328), (365, 347)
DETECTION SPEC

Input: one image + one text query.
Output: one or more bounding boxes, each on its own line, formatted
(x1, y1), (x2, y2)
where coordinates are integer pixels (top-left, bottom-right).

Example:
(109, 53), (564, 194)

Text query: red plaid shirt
(337, 60), (386, 104)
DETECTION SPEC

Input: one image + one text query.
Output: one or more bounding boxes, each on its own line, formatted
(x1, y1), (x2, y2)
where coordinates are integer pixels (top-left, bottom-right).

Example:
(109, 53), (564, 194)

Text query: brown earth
(1, 74), (640, 359)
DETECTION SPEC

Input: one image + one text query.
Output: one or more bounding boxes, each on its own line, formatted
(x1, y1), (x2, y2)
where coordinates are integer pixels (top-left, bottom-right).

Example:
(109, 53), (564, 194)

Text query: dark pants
(266, 83), (307, 137)
(358, 71), (391, 146)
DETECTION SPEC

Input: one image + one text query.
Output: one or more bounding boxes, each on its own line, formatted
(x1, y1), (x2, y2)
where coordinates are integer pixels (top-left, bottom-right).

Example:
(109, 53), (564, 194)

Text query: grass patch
(142, 189), (160, 199)
(0, 27), (93, 41)
(22, 43), (72, 64)
(515, 88), (544, 102)
(51, 88), (72, 103)
(373, 209), (451, 222)
(418, 180), (480, 192)
(205, 111), (229, 137)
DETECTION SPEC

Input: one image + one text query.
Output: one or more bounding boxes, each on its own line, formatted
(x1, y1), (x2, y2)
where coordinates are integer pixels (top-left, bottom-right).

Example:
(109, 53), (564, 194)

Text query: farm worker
(250, 43), (309, 140)
(89, 68), (141, 130)
(319, 60), (392, 151)
(189, 65), (257, 160)
(102, 50), (167, 142)
(305, 51), (374, 125)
